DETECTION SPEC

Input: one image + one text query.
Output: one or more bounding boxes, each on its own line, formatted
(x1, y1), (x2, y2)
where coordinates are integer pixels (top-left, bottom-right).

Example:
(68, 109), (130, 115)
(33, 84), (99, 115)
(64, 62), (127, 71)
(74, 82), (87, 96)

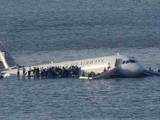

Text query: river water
(0, 0), (160, 120)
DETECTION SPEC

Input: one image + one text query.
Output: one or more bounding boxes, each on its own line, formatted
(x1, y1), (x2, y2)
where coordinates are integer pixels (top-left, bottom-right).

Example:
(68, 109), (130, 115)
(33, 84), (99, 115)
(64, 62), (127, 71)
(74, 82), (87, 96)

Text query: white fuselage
(2, 54), (145, 78)
(80, 55), (145, 77)
(51, 54), (145, 77)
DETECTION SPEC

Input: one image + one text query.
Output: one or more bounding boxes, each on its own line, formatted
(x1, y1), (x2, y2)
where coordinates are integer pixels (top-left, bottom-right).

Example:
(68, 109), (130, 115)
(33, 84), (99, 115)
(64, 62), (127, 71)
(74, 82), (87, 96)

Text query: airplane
(0, 50), (159, 79)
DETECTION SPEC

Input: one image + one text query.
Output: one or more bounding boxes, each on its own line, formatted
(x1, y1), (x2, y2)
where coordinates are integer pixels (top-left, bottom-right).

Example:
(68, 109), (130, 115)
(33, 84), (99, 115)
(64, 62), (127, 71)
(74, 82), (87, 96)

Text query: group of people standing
(17, 65), (81, 79)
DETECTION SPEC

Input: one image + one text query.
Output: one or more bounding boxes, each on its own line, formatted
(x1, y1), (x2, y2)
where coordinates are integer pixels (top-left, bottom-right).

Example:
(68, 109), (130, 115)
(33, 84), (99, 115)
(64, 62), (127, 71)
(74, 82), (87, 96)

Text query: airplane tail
(0, 40), (16, 70)
(0, 51), (10, 70)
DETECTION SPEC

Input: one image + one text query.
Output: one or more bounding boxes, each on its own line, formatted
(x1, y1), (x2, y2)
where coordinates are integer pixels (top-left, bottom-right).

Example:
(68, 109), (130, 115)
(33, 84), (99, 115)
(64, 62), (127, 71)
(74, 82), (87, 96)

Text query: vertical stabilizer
(0, 51), (9, 69)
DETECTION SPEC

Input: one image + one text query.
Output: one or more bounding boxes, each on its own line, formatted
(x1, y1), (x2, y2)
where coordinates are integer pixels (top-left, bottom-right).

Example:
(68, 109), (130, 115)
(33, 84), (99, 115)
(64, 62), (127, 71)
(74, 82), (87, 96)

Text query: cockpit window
(122, 59), (137, 64)
(129, 59), (136, 63)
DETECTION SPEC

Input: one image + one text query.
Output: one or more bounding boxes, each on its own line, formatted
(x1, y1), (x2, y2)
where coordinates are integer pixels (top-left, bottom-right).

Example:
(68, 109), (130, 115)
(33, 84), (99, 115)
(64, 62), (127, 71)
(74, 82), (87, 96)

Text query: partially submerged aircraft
(0, 51), (160, 79)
